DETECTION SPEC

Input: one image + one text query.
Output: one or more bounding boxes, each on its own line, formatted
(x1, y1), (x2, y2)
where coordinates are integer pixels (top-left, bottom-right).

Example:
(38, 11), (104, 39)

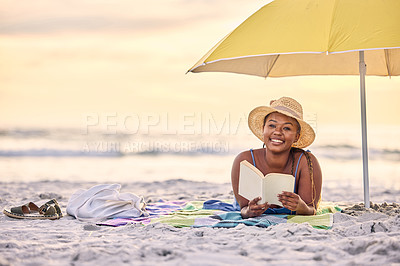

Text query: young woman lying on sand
(231, 97), (322, 218)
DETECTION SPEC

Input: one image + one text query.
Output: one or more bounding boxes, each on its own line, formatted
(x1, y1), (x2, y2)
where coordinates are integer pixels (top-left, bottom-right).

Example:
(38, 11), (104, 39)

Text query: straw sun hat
(248, 97), (315, 149)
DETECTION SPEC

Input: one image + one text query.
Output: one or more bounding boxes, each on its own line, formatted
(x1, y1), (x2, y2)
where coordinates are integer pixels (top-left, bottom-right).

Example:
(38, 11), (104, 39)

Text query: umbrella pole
(359, 51), (370, 209)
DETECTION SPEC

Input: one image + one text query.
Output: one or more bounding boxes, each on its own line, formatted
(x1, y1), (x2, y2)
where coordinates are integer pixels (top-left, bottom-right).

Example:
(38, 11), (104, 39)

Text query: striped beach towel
(97, 200), (340, 229)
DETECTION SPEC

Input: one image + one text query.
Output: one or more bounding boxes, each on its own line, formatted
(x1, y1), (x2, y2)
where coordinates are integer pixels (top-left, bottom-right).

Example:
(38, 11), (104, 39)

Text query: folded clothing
(67, 184), (148, 222)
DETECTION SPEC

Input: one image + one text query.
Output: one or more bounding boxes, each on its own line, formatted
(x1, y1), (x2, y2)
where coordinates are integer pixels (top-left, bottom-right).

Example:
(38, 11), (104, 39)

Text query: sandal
(3, 199), (63, 220)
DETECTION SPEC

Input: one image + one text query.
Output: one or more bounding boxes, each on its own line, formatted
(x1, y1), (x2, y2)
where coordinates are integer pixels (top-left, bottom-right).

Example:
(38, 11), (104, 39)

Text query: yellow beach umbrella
(188, 0), (400, 208)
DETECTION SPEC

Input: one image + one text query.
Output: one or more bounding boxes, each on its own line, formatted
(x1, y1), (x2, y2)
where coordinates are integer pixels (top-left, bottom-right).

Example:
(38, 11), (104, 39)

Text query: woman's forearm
(295, 204), (316, 215)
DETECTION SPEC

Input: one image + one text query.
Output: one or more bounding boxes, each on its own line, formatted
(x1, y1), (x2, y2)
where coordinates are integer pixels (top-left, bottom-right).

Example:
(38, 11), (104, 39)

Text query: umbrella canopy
(189, 0), (400, 77)
(188, 0), (400, 208)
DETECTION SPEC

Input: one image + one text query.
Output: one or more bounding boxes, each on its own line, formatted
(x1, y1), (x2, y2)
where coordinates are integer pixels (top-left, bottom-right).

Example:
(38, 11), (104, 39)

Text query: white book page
(262, 173), (295, 206)
(238, 160), (263, 203)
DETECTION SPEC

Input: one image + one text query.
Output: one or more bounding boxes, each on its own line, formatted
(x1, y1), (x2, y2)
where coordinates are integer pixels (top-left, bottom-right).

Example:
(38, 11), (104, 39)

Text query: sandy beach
(1, 179), (399, 266)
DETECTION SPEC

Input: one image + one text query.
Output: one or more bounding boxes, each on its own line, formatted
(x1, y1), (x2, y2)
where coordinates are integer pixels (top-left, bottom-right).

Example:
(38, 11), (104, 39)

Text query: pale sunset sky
(1, 0), (399, 131)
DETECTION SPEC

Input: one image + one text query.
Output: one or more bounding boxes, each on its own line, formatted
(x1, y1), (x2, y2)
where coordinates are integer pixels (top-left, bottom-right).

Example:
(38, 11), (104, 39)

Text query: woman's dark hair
(263, 113), (271, 127)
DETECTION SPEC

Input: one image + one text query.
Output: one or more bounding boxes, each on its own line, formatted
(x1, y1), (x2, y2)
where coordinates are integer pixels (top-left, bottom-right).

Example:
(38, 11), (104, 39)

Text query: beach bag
(67, 184), (148, 221)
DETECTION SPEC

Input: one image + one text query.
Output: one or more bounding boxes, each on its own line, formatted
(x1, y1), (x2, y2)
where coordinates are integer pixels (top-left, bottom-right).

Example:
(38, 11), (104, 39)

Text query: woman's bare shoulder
(303, 150), (320, 164)
(234, 150), (250, 161)
(293, 149), (319, 161)
(233, 149), (257, 165)
(294, 149), (321, 174)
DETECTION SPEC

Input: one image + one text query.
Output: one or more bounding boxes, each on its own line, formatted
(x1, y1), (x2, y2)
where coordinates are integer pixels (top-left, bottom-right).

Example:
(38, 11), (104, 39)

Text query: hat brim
(248, 106), (315, 149)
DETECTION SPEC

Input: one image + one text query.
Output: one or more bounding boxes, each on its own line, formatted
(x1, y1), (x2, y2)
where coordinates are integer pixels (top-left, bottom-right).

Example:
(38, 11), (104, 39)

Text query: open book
(238, 160), (295, 206)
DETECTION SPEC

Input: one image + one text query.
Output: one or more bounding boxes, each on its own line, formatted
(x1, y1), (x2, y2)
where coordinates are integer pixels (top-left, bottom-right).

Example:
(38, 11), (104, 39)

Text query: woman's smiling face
(263, 112), (300, 153)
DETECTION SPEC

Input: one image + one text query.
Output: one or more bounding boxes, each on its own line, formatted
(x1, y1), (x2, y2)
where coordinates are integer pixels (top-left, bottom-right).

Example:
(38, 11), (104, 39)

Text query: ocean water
(0, 125), (399, 203)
